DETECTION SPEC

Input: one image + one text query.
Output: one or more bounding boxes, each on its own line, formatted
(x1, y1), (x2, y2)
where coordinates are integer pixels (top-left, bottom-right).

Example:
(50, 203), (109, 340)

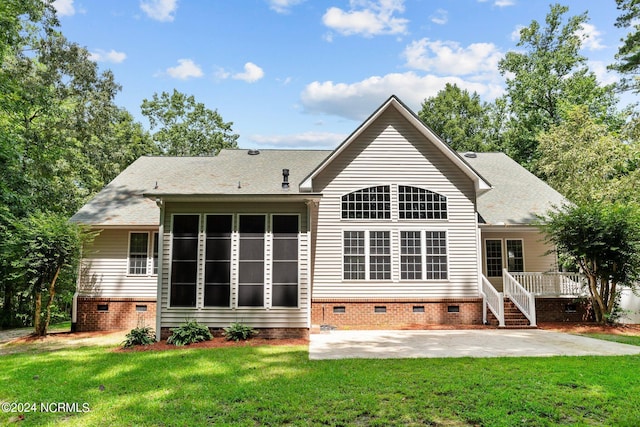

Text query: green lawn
(1, 343), (640, 426)
(578, 332), (640, 347)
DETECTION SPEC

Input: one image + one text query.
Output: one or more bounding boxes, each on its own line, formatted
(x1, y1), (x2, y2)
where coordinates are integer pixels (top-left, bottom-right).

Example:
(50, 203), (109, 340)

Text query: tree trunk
(587, 274), (606, 323)
(1, 282), (14, 327)
(43, 266), (61, 336)
(34, 291), (42, 336)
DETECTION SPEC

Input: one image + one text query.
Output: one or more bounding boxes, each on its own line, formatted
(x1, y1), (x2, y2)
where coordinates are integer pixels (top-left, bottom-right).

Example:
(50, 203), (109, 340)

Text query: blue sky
(53, 0), (630, 150)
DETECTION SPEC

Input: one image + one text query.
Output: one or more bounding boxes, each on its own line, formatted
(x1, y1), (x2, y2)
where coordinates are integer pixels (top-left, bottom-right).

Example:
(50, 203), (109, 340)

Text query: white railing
(503, 269), (536, 327)
(481, 275), (504, 327)
(509, 272), (586, 296)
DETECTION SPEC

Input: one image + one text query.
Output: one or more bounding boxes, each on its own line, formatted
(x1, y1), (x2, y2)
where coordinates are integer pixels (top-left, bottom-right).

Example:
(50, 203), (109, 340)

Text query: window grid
(369, 231), (391, 280)
(152, 232), (159, 275)
(129, 233), (148, 275)
(401, 231), (422, 280)
(341, 186), (391, 219)
(485, 240), (503, 277)
(506, 239), (524, 273)
(425, 231), (448, 280)
(343, 231), (365, 280)
(398, 186), (447, 219)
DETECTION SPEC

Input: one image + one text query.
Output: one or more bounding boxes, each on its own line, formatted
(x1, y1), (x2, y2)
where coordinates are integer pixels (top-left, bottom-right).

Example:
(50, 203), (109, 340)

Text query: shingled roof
(70, 149), (567, 227)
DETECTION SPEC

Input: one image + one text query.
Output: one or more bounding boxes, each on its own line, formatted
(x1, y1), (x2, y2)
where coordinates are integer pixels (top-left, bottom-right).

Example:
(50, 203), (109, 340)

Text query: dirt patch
(538, 322), (640, 336)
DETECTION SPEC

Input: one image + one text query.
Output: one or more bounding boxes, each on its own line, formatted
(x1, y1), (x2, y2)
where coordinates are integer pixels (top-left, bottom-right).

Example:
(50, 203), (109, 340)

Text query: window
(506, 240), (524, 273)
(128, 232), (158, 276)
(401, 231), (422, 280)
(238, 215), (265, 307)
(369, 231), (391, 280)
(343, 231), (365, 280)
(400, 231), (448, 280)
(485, 240), (503, 277)
(425, 231), (448, 280)
(272, 215), (299, 307)
(341, 186), (390, 219)
(398, 186), (447, 219)
(343, 230), (392, 281)
(170, 215), (199, 307)
(204, 215), (232, 307)
(485, 239), (524, 277)
(128, 233), (149, 275)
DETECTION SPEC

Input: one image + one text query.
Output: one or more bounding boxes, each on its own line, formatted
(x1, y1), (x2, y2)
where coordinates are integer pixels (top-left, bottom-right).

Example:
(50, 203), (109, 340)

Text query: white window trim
(202, 214), (234, 309)
(483, 238), (526, 277)
(397, 184), (449, 221)
(167, 213), (201, 309)
(127, 231), (157, 277)
(236, 213), (268, 309)
(341, 229), (393, 282)
(270, 213), (301, 309)
(340, 185), (392, 221)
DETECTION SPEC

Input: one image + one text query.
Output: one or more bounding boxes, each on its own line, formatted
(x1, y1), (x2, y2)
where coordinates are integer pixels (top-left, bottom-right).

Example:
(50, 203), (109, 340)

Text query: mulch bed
(115, 336), (309, 352)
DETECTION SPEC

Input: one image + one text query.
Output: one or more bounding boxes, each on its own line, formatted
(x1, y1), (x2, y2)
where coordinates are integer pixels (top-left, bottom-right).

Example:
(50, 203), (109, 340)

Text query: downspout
(155, 198), (165, 342)
(71, 244), (84, 332)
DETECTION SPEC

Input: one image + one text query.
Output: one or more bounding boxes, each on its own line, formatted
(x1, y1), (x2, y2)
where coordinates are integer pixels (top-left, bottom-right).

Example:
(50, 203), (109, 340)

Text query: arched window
(341, 186), (390, 219)
(398, 186), (447, 219)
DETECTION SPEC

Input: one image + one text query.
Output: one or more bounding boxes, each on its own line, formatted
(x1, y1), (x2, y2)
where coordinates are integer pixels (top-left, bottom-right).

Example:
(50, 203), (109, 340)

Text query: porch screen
(238, 215), (265, 306)
(272, 215), (299, 307)
(204, 215), (232, 307)
(170, 215), (199, 307)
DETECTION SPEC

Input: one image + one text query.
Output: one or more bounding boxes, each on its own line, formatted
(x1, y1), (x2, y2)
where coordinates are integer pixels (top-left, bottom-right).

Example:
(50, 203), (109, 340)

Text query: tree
(610, 0), (640, 93)
(141, 89), (239, 156)
(498, 4), (620, 169)
(537, 105), (640, 204)
(418, 83), (494, 152)
(541, 202), (640, 323)
(3, 212), (89, 335)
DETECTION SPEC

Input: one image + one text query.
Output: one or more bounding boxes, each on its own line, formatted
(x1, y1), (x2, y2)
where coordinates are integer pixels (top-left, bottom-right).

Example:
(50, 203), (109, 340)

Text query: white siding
(311, 107), (480, 299)
(159, 202), (310, 329)
(77, 228), (158, 298)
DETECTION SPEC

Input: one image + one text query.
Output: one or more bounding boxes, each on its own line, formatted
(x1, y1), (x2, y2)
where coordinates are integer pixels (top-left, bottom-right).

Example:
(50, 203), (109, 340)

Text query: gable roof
(300, 95), (492, 194)
(464, 152), (568, 225)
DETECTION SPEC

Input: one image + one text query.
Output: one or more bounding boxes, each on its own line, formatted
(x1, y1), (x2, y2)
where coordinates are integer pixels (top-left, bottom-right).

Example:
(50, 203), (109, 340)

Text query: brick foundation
(311, 298), (484, 329)
(160, 327), (308, 341)
(74, 297), (157, 332)
(535, 297), (593, 322)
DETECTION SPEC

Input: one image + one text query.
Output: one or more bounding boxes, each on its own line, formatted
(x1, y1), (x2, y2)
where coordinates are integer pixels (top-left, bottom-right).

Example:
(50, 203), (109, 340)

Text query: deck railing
(503, 269), (536, 327)
(509, 272), (586, 296)
(481, 275), (504, 327)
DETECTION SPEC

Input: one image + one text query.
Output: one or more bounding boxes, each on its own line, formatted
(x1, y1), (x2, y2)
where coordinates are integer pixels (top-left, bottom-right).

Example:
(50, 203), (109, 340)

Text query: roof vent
(282, 168), (290, 190)
(463, 152), (477, 158)
(248, 149), (260, 155)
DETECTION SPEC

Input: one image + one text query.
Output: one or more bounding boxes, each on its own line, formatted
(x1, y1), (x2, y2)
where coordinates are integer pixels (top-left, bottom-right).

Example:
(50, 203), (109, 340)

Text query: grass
(578, 333), (640, 347)
(1, 343), (640, 426)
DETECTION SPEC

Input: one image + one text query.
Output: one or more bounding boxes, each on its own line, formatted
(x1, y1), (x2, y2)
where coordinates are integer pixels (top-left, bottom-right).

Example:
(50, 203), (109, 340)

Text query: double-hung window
(128, 232), (159, 276)
(485, 239), (524, 277)
(343, 230), (391, 280)
(400, 231), (448, 280)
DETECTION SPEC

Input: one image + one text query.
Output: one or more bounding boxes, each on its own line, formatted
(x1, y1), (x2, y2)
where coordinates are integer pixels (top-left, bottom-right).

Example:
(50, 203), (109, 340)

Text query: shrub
(223, 322), (258, 341)
(167, 320), (212, 346)
(123, 326), (156, 348)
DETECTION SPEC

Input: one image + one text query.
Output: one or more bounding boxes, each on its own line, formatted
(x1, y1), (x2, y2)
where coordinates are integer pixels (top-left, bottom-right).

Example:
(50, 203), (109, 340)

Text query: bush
(223, 322), (258, 341)
(167, 320), (212, 346)
(123, 326), (156, 348)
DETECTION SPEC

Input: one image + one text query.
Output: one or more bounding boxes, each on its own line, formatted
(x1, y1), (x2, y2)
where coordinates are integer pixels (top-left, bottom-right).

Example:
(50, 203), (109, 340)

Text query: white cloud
(249, 131), (346, 149)
(140, 0), (178, 22)
(577, 23), (606, 51)
(233, 62), (265, 83)
(430, 9), (448, 25)
(166, 59), (203, 80)
(588, 60), (618, 86)
(510, 25), (525, 42)
(267, 0), (305, 14)
(403, 38), (504, 76)
(53, 0), (75, 17)
(494, 0), (515, 6)
(89, 49), (127, 64)
(300, 72), (504, 121)
(322, 0), (409, 37)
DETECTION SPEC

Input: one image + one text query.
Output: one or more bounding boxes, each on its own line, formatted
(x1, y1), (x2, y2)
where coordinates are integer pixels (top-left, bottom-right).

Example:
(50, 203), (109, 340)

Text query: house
(71, 95), (593, 340)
